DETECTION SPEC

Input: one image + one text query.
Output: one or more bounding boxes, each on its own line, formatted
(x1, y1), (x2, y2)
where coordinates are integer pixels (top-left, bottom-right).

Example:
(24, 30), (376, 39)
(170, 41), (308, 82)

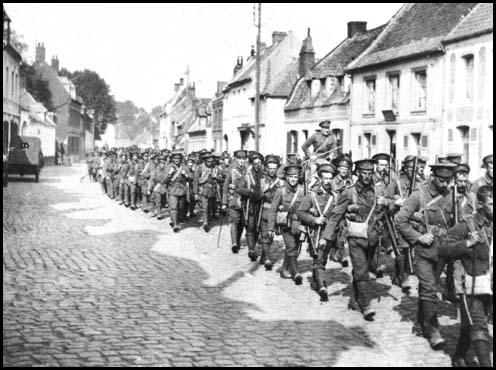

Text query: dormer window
(311, 79), (320, 99)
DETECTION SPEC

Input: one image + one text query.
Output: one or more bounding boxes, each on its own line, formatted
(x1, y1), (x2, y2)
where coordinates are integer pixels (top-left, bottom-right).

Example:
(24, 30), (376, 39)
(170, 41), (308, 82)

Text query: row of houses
(3, 6), (94, 164)
(158, 2), (493, 179)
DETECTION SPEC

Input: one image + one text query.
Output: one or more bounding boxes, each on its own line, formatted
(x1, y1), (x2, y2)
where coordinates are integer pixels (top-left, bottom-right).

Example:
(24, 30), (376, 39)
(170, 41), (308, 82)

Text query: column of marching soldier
(85, 120), (493, 367)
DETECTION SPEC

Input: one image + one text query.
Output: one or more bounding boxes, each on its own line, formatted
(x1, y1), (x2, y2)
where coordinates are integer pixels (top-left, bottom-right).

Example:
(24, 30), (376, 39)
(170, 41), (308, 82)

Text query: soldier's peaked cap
(455, 163), (470, 173)
(332, 156), (353, 168)
(264, 154), (280, 165)
(171, 151), (184, 159)
(317, 163), (337, 175)
(234, 150), (248, 159)
(482, 154), (493, 167)
(221, 151), (231, 158)
(158, 155), (167, 162)
(284, 165), (302, 175)
(429, 163), (456, 178)
(203, 153), (215, 161)
(446, 153), (463, 164)
(371, 153), (390, 162)
(319, 120), (331, 128)
(354, 159), (376, 171)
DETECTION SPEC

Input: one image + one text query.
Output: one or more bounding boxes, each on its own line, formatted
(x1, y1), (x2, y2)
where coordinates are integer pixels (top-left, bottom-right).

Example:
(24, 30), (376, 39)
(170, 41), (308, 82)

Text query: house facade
(345, 3), (479, 166)
(284, 23), (385, 158)
(20, 89), (57, 164)
(3, 6), (23, 157)
(441, 2), (493, 179)
(221, 31), (301, 157)
(186, 100), (212, 152)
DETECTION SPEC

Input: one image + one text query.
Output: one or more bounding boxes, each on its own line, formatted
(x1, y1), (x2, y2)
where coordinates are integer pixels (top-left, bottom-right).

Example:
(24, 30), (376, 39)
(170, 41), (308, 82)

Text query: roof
(20, 90), (56, 127)
(444, 3), (493, 43)
(347, 3), (478, 71)
(285, 25), (385, 111)
(308, 24), (386, 79)
(261, 59), (299, 98)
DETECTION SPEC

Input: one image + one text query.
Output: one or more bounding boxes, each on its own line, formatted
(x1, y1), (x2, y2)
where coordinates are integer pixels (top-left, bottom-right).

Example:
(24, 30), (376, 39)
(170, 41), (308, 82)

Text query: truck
(6, 135), (44, 184)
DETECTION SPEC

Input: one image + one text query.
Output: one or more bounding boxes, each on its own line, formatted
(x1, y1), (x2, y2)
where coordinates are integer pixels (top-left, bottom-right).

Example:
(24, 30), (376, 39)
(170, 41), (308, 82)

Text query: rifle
(408, 156), (418, 196)
(216, 212), (224, 248)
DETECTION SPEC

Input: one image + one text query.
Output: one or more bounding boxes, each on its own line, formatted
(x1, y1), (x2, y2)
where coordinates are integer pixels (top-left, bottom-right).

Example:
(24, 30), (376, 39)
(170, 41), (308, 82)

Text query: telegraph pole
(254, 3), (261, 152)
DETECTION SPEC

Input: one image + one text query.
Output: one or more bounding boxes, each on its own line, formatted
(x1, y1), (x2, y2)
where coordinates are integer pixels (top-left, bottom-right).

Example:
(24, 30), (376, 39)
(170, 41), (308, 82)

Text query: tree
(115, 100), (140, 140)
(10, 29), (29, 60)
(59, 69), (117, 138)
(21, 63), (53, 110)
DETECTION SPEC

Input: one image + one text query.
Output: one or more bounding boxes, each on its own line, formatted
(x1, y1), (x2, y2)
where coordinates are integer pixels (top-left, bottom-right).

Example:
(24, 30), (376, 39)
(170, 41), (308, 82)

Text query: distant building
(33, 43), (85, 162)
(285, 24), (385, 158)
(186, 100), (212, 152)
(346, 3), (479, 165)
(3, 6), (23, 157)
(211, 81), (227, 152)
(19, 89), (57, 164)
(221, 31), (302, 156)
(441, 2), (493, 178)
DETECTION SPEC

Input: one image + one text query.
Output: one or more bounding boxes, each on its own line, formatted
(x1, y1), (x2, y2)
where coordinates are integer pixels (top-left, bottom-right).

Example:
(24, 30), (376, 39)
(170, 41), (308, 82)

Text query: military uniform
(222, 151), (248, 253)
(439, 210), (493, 367)
(125, 157), (141, 209)
(258, 155), (285, 269)
(193, 156), (220, 231)
(322, 159), (385, 320)
(149, 159), (168, 218)
(471, 172), (493, 195)
(117, 157), (130, 204)
(268, 165), (305, 284)
(297, 163), (338, 300)
(140, 155), (156, 212)
(166, 154), (193, 232)
(396, 164), (456, 349)
(301, 121), (338, 160)
(237, 153), (264, 261)
(186, 157), (198, 218)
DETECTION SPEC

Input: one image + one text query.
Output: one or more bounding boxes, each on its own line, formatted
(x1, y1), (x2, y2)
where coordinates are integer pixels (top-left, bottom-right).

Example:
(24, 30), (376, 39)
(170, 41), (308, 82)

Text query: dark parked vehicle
(7, 136), (44, 183)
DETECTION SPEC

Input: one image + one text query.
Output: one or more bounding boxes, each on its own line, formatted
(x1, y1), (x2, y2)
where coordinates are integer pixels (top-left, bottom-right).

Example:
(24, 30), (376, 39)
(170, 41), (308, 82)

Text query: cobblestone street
(3, 164), (493, 367)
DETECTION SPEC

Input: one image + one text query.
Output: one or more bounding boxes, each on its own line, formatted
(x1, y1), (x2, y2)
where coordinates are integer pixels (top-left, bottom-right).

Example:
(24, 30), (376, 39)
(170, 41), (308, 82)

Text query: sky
(5, 3), (403, 112)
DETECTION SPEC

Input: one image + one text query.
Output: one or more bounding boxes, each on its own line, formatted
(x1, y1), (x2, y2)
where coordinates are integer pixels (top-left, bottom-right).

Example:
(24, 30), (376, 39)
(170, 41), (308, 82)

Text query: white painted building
(19, 89), (57, 162)
(441, 3), (493, 179)
(221, 31), (301, 157)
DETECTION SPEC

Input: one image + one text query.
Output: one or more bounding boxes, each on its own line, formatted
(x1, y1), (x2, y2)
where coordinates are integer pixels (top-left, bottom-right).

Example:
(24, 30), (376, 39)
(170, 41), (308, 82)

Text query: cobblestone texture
(3, 165), (493, 366)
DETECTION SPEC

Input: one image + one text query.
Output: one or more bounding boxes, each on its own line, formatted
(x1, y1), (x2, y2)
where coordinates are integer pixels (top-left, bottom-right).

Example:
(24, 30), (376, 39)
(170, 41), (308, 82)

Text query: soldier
(297, 163), (338, 301)
(186, 154), (198, 218)
(238, 152), (265, 262)
(98, 151), (108, 194)
(258, 154), (285, 270)
(166, 151), (193, 232)
(471, 154), (493, 194)
(194, 153), (220, 232)
(107, 151), (118, 199)
(149, 156), (168, 218)
(396, 163), (456, 349)
(221, 150), (248, 253)
(141, 153), (157, 213)
(268, 165), (305, 284)
(301, 120), (339, 162)
(439, 185), (493, 367)
(323, 159), (390, 320)
(116, 153), (129, 205)
(329, 155), (354, 267)
(125, 152), (140, 210)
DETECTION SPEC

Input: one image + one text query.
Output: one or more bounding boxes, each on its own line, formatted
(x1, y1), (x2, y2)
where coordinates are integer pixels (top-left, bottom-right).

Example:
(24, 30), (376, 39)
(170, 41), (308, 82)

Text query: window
(412, 69), (427, 111)
(421, 135), (428, 149)
(11, 70), (15, 99)
(371, 134), (376, 146)
(387, 73), (400, 112)
(463, 54), (474, 101)
(68, 136), (80, 154)
(470, 127), (477, 141)
(449, 54), (456, 103)
(478, 47), (486, 101)
(364, 78), (376, 114)
(358, 135), (362, 146)
(448, 129), (453, 142)
(403, 135), (408, 148)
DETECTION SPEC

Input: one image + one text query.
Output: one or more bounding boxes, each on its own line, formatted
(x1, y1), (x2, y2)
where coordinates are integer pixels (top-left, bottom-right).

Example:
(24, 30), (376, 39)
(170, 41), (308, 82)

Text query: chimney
(188, 82), (196, 97)
(250, 46), (255, 58)
(271, 31), (287, 45)
(233, 56), (243, 76)
(216, 81), (227, 94)
(299, 28), (315, 78)
(35, 42), (46, 63)
(174, 83), (180, 92)
(51, 55), (59, 73)
(179, 78), (184, 86)
(347, 21), (367, 38)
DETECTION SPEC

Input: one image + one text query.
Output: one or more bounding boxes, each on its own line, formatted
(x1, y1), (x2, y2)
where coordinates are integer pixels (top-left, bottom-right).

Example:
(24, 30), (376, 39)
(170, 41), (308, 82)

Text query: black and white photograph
(3, 3), (493, 367)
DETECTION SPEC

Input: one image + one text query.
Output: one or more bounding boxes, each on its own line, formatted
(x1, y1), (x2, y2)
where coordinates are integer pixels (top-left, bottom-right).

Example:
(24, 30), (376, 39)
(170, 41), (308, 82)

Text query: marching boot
(231, 224), (240, 253)
(259, 243), (267, 265)
(142, 197), (150, 212)
(263, 244), (273, 271)
(171, 212), (180, 232)
(357, 281), (375, 321)
(289, 256), (302, 285)
(279, 254), (292, 279)
(313, 270), (328, 301)
(246, 233), (258, 262)
(472, 331), (492, 367)
(420, 300), (445, 349)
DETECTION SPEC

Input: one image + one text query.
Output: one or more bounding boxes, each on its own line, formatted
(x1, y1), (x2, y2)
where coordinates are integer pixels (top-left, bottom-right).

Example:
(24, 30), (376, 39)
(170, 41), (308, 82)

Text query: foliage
(21, 63), (53, 110)
(58, 69), (117, 139)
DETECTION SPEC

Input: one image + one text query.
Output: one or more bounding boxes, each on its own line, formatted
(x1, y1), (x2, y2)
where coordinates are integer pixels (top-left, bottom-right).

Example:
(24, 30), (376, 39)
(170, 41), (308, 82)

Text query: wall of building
(442, 32), (493, 180)
(3, 49), (22, 155)
(349, 55), (444, 164)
